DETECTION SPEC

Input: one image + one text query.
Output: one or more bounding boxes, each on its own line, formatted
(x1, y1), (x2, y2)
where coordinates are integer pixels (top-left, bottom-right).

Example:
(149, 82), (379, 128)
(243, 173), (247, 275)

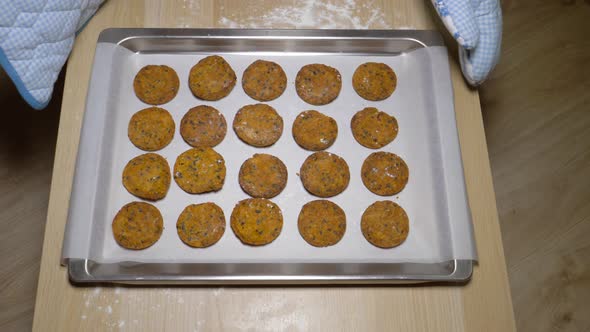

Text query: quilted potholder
(0, 0), (104, 110)
(431, 0), (503, 85)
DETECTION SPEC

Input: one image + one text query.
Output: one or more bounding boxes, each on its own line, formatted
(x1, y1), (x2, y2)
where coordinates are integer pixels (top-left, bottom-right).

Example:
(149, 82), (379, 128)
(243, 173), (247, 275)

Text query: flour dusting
(227, 295), (309, 331)
(218, 0), (391, 29)
(179, 0), (202, 28)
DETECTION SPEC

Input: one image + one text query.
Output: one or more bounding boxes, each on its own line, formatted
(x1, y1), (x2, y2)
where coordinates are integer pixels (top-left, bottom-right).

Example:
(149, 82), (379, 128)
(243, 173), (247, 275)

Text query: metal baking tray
(64, 28), (475, 284)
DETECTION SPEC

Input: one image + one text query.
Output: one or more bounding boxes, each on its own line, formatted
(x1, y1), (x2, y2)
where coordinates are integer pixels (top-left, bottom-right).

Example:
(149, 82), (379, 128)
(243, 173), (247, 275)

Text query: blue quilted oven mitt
(0, 0), (104, 110)
(431, 0), (502, 85)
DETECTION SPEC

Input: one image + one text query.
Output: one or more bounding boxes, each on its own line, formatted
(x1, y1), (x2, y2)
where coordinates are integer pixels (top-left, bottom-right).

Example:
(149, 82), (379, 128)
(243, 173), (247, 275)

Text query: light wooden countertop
(32, 1), (516, 331)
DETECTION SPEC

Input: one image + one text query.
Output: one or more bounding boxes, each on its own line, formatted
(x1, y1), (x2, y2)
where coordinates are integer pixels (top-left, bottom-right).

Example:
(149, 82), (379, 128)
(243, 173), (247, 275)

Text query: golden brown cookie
(352, 62), (397, 101)
(361, 152), (409, 196)
(230, 198), (283, 246)
(133, 65), (179, 105)
(295, 64), (342, 105)
(180, 105), (227, 148)
(173, 147), (226, 194)
(292, 110), (338, 151)
(122, 153), (171, 201)
(189, 55), (236, 101)
(176, 203), (226, 248)
(242, 60), (287, 101)
(298, 200), (346, 247)
(127, 107), (175, 151)
(351, 107), (398, 149)
(300, 152), (350, 197)
(112, 202), (164, 250)
(361, 201), (409, 248)
(239, 154), (288, 198)
(233, 104), (283, 147)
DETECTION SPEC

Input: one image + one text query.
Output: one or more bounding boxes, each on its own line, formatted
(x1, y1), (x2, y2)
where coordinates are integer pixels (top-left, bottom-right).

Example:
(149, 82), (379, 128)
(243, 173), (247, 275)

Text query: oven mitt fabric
(431, 0), (502, 85)
(0, 0), (104, 110)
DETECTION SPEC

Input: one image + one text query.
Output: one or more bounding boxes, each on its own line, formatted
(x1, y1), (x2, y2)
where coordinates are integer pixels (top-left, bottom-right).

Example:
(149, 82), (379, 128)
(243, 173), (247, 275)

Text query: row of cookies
(122, 150), (408, 201)
(128, 105), (399, 152)
(112, 199), (408, 250)
(133, 56), (397, 106)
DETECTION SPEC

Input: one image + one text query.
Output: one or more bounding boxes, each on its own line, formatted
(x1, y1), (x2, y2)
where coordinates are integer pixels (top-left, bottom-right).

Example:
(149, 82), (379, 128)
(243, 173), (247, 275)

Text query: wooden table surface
(32, 1), (516, 331)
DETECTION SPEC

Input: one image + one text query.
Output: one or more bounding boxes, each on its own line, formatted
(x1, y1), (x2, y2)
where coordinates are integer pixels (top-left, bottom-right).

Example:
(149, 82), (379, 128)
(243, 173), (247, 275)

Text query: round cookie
(361, 201), (409, 248)
(180, 105), (227, 148)
(133, 65), (179, 105)
(230, 198), (283, 246)
(300, 152), (350, 197)
(242, 60), (287, 101)
(233, 104), (283, 147)
(295, 64), (342, 105)
(128, 107), (175, 151)
(361, 152), (409, 196)
(112, 202), (163, 250)
(189, 55), (236, 101)
(351, 107), (398, 149)
(292, 110), (338, 151)
(173, 147), (226, 194)
(176, 203), (226, 248)
(298, 200), (346, 247)
(122, 153), (171, 201)
(239, 154), (288, 198)
(352, 62), (397, 101)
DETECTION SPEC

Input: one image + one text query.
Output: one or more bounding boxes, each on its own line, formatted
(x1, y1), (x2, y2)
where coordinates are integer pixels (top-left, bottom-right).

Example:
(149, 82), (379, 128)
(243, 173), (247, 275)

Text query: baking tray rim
(97, 28), (445, 49)
(68, 259), (472, 284)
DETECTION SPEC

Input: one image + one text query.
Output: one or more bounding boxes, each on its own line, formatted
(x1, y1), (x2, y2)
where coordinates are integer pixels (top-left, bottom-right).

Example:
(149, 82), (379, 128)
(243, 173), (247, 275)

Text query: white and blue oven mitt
(0, 0), (104, 109)
(431, 0), (502, 86)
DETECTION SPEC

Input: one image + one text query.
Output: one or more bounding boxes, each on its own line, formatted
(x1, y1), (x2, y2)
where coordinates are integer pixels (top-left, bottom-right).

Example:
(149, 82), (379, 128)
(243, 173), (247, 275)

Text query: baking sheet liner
(62, 42), (476, 264)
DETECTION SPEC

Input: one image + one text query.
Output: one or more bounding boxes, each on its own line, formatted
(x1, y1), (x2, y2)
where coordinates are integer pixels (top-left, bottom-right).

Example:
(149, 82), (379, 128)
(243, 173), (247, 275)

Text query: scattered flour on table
(213, 287), (225, 296)
(226, 295), (309, 332)
(194, 320), (204, 332)
(78, 286), (251, 329)
(179, 0), (202, 28)
(79, 287), (134, 329)
(218, 0), (393, 29)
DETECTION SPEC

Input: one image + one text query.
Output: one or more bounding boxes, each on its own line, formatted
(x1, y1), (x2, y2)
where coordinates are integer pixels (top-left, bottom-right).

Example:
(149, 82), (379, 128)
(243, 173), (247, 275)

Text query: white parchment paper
(62, 41), (476, 264)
